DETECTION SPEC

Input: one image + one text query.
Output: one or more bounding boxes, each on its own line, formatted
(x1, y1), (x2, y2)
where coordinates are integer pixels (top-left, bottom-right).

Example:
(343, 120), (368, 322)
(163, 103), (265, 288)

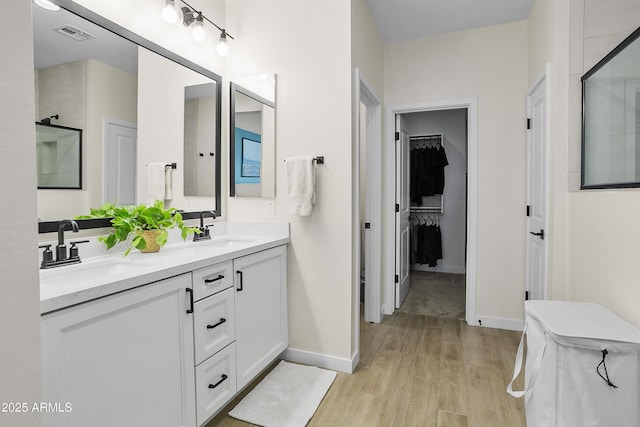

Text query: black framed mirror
(36, 0), (221, 233)
(582, 25), (640, 189)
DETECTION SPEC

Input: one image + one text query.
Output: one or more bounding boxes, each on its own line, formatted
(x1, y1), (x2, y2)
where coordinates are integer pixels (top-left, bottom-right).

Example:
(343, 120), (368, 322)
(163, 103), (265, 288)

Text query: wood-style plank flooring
(209, 309), (526, 426)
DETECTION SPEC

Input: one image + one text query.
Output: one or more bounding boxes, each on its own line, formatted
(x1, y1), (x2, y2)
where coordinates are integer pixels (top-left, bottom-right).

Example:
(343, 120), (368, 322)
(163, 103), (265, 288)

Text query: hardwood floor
(209, 310), (526, 426)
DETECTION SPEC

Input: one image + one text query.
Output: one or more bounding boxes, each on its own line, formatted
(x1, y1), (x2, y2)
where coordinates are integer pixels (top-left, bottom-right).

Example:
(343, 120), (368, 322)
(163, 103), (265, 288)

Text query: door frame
(525, 64), (550, 300)
(354, 68), (383, 335)
(384, 98), (478, 325)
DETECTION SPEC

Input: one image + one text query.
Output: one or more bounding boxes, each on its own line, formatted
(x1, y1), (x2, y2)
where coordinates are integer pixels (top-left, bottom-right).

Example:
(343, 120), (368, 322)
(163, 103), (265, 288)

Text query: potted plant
(77, 200), (199, 255)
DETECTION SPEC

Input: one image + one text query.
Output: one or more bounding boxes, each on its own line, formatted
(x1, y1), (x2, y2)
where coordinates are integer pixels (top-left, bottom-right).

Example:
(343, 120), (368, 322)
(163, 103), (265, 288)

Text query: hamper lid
(525, 300), (640, 347)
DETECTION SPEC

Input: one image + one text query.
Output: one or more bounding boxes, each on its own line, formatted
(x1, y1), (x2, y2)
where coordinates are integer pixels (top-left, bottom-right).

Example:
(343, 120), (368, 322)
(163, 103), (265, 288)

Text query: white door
(105, 120), (137, 205)
(526, 69), (548, 301)
(395, 115), (411, 308)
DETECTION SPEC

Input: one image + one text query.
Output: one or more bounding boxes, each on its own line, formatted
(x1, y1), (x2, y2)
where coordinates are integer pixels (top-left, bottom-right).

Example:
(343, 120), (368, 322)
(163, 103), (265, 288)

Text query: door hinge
(395, 204), (399, 212)
(395, 275), (399, 283)
(526, 205), (531, 217)
(525, 290), (530, 301)
(395, 131), (400, 141)
(526, 118), (531, 130)
(364, 222), (371, 229)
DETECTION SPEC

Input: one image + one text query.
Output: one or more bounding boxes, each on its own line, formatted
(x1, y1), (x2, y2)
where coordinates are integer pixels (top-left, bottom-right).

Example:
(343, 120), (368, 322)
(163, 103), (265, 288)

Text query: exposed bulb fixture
(161, 0), (179, 24)
(34, 0), (61, 11)
(191, 12), (206, 42)
(217, 30), (228, 57)
(168, 0), (233, 56)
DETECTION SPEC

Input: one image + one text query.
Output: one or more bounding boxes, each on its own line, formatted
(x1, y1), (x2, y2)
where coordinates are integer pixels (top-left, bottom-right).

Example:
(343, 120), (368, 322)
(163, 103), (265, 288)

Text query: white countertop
(40, 222), (290, 315)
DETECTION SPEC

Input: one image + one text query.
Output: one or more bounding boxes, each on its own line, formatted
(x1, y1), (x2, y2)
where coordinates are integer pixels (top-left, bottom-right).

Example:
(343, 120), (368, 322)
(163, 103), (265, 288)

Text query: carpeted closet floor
(398, 271), (466, 319)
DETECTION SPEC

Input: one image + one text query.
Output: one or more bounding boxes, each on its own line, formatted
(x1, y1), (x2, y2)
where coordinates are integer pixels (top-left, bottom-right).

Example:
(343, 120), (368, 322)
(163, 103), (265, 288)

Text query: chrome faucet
(40, 219), (87, 269)
(194, 211), (216, 241)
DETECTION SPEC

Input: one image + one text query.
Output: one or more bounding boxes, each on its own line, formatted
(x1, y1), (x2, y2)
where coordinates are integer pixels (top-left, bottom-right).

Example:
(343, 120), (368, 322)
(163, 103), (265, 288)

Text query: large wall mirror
(34, 1), (221, 232)
(230, 76), (276, 198)
(582, 25), (640, 189)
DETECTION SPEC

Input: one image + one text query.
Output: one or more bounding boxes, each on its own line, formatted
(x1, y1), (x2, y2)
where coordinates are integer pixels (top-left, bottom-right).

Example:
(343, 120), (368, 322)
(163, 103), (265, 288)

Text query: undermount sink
(40, 258), (152, 286)
(202, 237), (258, 248)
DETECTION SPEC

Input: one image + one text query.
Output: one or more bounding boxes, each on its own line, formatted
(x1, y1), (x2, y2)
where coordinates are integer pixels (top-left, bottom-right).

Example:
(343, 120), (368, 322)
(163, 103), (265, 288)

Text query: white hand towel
(285, 156), (316, 216)
(164, 167), (173, 201)
(146, 163), (166, 203)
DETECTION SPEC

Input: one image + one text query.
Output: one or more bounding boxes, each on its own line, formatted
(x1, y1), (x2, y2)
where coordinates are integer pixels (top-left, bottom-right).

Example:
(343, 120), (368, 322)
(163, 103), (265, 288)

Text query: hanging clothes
(410, 217), (443, 267)
(409, 141), (448, 204)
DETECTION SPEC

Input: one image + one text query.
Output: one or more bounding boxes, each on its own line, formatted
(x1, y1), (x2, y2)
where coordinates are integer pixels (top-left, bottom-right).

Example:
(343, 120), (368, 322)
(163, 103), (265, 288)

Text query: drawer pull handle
(209, 374), (228, 389)
(204, 274), (225, 283)
(237, 270), (243, 291)
(206, 318), (227, 329)
(185, 288), (194, 314)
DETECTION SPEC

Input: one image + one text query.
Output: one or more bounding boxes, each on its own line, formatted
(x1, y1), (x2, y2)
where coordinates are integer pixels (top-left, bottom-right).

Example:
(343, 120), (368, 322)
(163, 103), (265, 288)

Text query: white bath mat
(228, 360), (336, 427)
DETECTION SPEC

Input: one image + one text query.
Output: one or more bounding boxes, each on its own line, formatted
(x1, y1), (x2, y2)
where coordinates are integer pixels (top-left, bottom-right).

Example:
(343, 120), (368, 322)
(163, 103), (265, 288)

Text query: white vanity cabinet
(40, 238), (289, 427)
(234, 245), (288, 390)
(41, 273), (196, 427)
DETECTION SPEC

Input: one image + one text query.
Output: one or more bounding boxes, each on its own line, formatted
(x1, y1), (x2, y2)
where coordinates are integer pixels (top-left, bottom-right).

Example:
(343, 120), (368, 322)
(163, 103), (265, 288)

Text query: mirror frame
(581, 24), (640, 190)
(38, 0), (222, 233)
(229, 82), (276, 197)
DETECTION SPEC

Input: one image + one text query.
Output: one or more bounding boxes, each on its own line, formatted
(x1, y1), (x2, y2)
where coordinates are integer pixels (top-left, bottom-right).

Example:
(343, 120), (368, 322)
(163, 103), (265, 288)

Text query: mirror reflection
(230, 78), (276, 198)
(33, 3), (221, 225)
(582, 26), (640, 188)
(184, 83), (217, 197)
(36, 123), (82, 189)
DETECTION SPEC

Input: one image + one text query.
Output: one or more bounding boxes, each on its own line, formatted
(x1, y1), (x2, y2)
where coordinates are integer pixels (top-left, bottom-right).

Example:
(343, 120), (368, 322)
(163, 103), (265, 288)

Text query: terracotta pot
(140, 229), (161, 253)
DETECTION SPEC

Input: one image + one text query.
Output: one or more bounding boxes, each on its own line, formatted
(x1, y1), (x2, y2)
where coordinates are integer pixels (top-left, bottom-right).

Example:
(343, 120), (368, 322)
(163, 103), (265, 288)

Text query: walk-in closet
(399, 108), (468, 319)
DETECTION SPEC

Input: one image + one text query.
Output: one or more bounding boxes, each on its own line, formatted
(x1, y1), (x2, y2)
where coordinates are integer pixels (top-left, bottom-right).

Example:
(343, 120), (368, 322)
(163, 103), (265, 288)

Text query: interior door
(395, 115), (411, 308)
(526, 71), (548, 301)
(105, 120), (137, 205)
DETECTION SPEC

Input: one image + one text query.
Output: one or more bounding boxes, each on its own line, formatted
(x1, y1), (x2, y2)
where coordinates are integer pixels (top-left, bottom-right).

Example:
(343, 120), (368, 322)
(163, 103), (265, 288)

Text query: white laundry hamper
(507, 300), (640, 427)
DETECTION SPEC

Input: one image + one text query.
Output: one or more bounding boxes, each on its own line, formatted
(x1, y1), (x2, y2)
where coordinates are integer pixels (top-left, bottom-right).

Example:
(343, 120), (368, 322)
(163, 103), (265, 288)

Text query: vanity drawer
(196, 342), (236, 426)
(194, 287), (235, 365)
(192, 260), (233, 301)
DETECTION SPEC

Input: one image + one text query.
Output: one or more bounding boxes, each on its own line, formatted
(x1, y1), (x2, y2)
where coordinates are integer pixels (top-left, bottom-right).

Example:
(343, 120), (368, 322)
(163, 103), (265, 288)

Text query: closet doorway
(385, 98), (478, 324)
(401, 109), (467, 317)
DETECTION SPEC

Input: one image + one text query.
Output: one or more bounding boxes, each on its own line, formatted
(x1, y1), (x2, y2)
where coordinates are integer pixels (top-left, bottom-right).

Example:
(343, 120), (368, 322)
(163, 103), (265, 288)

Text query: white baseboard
(281, 347), (356, 373)
(470, 315), (524, 331)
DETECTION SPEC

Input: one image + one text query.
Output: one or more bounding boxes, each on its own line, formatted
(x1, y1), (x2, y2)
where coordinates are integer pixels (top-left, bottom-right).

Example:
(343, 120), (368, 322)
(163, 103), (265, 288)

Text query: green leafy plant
(77, 200), (199, 256)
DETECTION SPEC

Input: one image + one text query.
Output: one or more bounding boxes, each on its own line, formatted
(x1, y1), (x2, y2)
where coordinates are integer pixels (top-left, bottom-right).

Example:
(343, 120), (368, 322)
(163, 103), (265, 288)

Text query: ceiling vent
(54, 25), (96, 41)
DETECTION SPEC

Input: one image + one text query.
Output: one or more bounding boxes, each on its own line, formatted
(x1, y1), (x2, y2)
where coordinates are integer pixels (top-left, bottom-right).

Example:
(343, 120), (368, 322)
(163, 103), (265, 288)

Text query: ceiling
(33, 6), (137, 74)
(365, 0), (536, 43)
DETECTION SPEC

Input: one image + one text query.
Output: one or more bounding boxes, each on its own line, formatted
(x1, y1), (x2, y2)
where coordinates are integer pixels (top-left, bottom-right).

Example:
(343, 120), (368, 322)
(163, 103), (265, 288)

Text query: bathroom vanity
(39, 222), (289, 427)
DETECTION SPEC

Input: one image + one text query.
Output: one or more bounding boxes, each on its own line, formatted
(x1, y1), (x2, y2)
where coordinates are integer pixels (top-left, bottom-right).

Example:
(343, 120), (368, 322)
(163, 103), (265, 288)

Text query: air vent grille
(54, 25), (95, 41)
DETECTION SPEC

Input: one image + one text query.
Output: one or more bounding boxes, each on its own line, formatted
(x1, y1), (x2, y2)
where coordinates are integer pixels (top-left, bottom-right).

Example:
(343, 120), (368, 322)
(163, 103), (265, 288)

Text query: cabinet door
(41, 274), (196, 427)
(234, 245), (288, 389)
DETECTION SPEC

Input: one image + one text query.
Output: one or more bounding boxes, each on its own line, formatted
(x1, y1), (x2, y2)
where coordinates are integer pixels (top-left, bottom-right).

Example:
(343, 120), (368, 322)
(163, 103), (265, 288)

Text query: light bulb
(191, 14), (207, 42)
(161, 0), (179, 24)
(217, 31), (229, 56)
(34, 0), (60, 11)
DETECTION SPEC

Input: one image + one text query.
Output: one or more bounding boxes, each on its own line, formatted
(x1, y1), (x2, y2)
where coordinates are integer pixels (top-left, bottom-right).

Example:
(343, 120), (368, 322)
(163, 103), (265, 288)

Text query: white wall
(0, 1), (42, 425)
(385, 21), (529, 324)
(563, 0), (640, 327)
(226, 0), (355, 368)
(404, 109), (467, 274)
